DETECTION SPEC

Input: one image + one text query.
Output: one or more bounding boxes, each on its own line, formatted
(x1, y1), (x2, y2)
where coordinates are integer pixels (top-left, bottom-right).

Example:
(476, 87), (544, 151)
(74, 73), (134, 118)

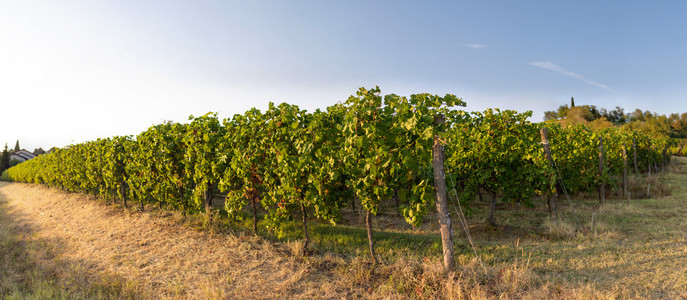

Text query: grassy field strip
(2, 158), (687, 299)
(0, 182), (350, 299)
(483, 157), (687, 298)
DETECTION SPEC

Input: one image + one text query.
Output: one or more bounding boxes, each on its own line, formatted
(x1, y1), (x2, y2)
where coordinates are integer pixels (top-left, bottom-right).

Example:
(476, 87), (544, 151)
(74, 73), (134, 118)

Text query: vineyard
(0, 87), (678, 275)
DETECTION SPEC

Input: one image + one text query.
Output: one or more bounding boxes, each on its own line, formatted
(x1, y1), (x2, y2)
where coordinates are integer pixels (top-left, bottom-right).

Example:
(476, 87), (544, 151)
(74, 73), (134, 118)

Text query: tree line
(545, 97), (687, 140)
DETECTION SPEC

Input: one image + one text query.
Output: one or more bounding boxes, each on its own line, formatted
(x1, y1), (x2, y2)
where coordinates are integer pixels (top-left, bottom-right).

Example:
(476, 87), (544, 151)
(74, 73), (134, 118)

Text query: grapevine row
(1, 87), (674, 265)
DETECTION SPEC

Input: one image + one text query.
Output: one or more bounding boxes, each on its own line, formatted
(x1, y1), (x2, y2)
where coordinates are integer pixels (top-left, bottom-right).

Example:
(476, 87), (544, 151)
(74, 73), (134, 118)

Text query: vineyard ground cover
(0, 182), (355, 299)
(0, 183), (140, 299)
(1, 157), (687, 298)
(454, 157), (687, 298)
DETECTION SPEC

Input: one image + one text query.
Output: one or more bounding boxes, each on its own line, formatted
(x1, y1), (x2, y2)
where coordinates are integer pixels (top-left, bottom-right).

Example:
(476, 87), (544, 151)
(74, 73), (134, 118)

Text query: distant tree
(600, 106), (628, 125)
(681, 113), (687, 138)
(543, 110), (559, 121)
(543, 104), (570, 121)
(543, 102), (605, 123)
(14, 140), (20, 152)
(624, 111), (673, 138)
(0, 144), (10, 173)
(545, 100), (687, 139)
(563, 106), (596, 124)
(33, 148), (45, 155)
(630, 109), (645, 122)
(644, 110), (654, 119)
(583, 105), (602, 120)
(668, 113), (686, 138)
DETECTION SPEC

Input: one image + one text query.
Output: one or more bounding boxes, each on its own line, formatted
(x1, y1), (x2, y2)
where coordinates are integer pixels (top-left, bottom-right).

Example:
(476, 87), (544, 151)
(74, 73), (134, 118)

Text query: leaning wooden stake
(623, 143), (629, 203)
(301, 202), (310, 251)
(204, 183), (213, 212)
(365, 209), (376, 262)
(251, 196), (258, 234)
(598, 136), (605, 205)
(648, 140), (653, 175)
(204, 183), (214, 225)
(647, 141), (652, 198)
(432, 114), (454, 273)
(121, 184), (128, 208)
(539, 128), (558, 223)
(633, 137), (638, 174)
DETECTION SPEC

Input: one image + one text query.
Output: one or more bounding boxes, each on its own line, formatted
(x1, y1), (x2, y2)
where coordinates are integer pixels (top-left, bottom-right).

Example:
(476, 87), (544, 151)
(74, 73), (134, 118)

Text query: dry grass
(626, 173), (672, 200)
(0, 185), (140, 299)
(543, 218), (576, 238)
(0, 182), (344, 299)
(1, 157), (687, 299)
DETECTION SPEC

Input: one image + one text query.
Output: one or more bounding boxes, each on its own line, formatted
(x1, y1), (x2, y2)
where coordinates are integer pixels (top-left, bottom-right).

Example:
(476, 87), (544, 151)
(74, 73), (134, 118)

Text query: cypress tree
(0, 144), (10, 173)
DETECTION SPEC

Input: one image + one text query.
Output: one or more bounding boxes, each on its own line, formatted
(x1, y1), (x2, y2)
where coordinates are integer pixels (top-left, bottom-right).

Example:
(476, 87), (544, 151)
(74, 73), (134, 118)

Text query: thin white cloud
(530, 61), (610, 90)
(462, 43), (487, 49)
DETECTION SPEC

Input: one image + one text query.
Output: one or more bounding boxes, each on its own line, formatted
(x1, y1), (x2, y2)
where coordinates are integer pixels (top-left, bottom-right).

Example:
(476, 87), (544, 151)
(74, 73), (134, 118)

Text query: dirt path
(0, 182), (344, 299)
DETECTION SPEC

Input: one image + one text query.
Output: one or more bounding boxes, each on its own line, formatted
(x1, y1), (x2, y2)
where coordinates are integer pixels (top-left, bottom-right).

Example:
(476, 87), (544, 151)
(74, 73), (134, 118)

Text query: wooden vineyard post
(204, 183), (213, 212)
(432, 114), (454, 273)
(121, 184), (128, 208)
(648, 140), (652, 176)
(204, 183), (214, 225)
(678, 145), (684, 157)
(598, 136), (605, 205)
(351, 193), (356, 211)
(633, 137), (638, 174)
(252, 196), (258, 234)
(366, 209), (376, 263)
(300, 203), (309, 251)
(539, 128), (558, 223)
(662, 147), (668, 172)
(623, 143), (628, 203)
(647, 140), (652, 198)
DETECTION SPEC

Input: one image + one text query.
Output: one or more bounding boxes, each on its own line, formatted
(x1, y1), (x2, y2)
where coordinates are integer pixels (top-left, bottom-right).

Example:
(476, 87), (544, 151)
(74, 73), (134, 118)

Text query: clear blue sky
(2, 1), (686, 151)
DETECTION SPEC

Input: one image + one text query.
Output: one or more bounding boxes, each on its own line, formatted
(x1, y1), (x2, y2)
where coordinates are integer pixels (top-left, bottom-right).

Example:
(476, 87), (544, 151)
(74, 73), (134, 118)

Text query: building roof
(11, 150), (37, 161)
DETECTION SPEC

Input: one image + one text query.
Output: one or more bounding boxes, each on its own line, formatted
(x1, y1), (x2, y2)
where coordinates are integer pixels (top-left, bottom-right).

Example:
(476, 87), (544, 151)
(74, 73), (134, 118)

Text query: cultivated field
(2, 158), (687, 299)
